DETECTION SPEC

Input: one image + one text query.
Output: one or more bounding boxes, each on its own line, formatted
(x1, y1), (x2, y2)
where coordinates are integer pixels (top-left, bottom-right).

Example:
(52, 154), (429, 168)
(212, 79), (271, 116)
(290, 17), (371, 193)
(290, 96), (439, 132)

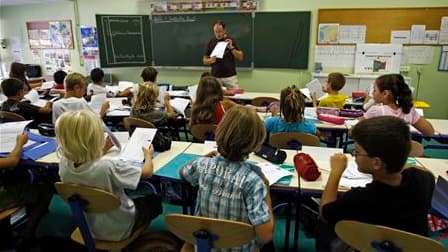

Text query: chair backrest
(409, 140), (424, 157)
(270, 132), (320, 150)
(0, 111), (25, 122)
(55, 182), (121, 252)
(123, 117), (156, 135)
(190, 124), (217, 142)
(335, 220), (446, 252)
(165, 214), (255, 250)
(251, 97), (279, 107)
(54, 182), (120, 213)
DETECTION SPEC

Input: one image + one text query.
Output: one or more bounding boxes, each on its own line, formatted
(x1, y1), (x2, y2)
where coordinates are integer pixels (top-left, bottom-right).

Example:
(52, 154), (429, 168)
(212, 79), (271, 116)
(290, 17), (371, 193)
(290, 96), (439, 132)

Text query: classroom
(0, 0), (447, 251)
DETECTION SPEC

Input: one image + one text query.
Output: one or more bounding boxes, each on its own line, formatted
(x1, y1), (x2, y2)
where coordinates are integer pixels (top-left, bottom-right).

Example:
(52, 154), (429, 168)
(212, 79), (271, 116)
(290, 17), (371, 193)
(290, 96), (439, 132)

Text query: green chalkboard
(151, 12), (253, 67)
(96, 12), (311, 69)
(96, 15), (152, 67)
(254, 12), (310, 69)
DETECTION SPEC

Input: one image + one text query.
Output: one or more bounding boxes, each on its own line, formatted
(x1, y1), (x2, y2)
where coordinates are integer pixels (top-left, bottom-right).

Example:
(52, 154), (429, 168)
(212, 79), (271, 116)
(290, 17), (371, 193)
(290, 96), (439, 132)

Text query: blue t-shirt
(264, 116), (316, 135)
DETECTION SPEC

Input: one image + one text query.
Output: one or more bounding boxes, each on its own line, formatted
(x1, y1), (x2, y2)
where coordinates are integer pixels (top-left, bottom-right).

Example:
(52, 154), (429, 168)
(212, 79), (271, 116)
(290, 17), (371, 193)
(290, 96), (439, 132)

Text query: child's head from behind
(133, 83), (159, 112)
(196, 76), (223, 103)
(90, 68), (104, 84)
(65, 72), (87, 97)
(1, 78), (24, 98)
(55, 109), (104, 164)
(280, 85), (305, 123)
(373, 74), (413, 113)
(9, 62), (26, 78)
(216, 105), (266, 161)
(351, 116), (410, 174)
(53, 70), (67, 85)
(141, 67), (158, 83)
(325, 72), (345, 92)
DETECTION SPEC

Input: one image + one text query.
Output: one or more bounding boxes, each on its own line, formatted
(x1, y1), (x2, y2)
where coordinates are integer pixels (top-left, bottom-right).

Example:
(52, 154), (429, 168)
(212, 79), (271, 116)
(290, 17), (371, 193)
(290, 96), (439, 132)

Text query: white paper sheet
(390, 30), (410, 44)
(300, 88), (311, 100)
(188, 84), (198, 102)
(410, 25), (426, 44)
(118, 81), (135, 92)
(120, 128), (157, 162)
(301, 146), (343, 162)
(304, 107), (317, 120)
(339, 177), (372, 188)
(342, 160), (372, 180)
(315, 45), (356, 68)
(24, 89), (47, 107)
(203, 140), (217, 154)
(89, 93), (107, 114)
(107, 97), (127, 111)
(424, 30), (439, 44)
(0, 120), (33, 152)
(306, 79), (325, 100)
(170, 97), (190, 116)
(210, 41), (228, 59)
(402, 46), (433, 65)
(256, 162), (294, 185)
(439, 17), (448, 44)
(339, 25), (366, 44)
(40, 81), (55, 90)
(158, 85), (168, 105)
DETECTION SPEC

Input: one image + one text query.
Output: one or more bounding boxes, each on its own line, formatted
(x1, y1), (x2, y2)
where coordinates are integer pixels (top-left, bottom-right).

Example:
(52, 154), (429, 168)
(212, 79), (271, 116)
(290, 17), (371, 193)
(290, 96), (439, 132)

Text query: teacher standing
(203, 20), (244, 89)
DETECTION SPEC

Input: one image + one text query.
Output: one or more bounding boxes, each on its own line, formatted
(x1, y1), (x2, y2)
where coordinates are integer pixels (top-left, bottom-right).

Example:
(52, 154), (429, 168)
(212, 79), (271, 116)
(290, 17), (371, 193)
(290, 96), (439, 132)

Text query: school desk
(416, 158), (448, 181)
(427, 119), (448, 136)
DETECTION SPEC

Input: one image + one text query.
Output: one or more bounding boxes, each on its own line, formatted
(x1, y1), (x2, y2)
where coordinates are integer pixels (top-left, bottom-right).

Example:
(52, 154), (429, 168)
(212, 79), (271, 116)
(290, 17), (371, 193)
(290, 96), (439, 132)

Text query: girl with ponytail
(264, 85), (316, 135)
(361, 74), (434, 136)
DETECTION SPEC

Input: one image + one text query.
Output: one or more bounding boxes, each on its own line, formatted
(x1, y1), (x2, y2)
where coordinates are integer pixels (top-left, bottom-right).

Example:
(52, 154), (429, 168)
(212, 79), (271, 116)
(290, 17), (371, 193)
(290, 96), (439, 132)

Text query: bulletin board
(318, 7), (448, 44)
(26, 20), (74, 49)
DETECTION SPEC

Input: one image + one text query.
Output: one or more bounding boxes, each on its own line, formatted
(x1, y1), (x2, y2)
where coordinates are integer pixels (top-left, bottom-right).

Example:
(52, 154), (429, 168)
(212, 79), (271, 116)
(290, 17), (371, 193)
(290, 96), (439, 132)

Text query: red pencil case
(318, 113), (346, 125)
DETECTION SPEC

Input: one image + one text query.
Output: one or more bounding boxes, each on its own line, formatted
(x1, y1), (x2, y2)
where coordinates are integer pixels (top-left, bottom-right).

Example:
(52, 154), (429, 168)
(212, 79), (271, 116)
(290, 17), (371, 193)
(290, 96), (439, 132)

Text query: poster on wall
(26, 20), (74, 49)
(43, 49), (71, 73)
(354, 44), (402, 73)
(80, 25), (100, 73)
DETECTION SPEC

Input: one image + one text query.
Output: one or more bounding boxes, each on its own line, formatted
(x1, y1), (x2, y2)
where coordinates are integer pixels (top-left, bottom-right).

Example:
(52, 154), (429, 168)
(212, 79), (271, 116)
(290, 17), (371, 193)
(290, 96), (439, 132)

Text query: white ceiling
(0, 0), (68, 7)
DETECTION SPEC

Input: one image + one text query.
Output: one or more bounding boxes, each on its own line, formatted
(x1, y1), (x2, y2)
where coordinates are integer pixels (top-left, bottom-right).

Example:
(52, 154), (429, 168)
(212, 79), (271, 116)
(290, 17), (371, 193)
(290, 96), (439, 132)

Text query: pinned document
(210, 41), (228, 59)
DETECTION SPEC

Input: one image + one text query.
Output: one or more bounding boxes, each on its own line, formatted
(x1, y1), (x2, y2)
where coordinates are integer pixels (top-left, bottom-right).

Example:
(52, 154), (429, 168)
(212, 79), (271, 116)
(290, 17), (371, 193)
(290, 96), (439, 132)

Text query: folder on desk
(154, 153), (200, 180)
(431, 176), (448, 219)
(14, 133), (57, 160)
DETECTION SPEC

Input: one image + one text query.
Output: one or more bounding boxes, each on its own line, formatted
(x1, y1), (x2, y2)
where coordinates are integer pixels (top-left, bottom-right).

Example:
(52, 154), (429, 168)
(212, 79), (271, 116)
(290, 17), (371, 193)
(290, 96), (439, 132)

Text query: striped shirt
(181, 155), (271, 252)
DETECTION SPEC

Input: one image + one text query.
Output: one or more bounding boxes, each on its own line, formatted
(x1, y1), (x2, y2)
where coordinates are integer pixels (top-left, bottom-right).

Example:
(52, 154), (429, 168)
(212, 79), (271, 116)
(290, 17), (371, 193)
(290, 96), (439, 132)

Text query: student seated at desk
(52, 72), (109, 123)
(312, 72), (347, 109)
(0, 133), (53, 250)
(180, 106), (274, 251)
(9, 62), (33, 93)
(264, 85), (316, 135)
(190, 76), (235, 126)
(140, 66), (158, 84)
(359, 74), (434, 136)
(87, 68), (132, 97)
(317, 116), (435, 252)
(55, 109), (162, 241)
(52, 70), (67, 90)
(201, 71), (235, 97)
(131, 82), (176, 127)
(1, 78), (52, 127)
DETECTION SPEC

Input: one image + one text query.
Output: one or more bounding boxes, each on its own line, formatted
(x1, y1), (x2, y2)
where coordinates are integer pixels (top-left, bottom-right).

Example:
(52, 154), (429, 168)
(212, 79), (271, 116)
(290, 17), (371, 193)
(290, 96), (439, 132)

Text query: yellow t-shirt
(319, 94), (347, 109)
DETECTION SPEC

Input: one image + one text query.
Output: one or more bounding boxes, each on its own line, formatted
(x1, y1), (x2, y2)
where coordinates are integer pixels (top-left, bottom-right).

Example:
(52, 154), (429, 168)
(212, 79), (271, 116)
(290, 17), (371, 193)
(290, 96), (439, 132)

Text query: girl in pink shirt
(361, 74), (434, 136)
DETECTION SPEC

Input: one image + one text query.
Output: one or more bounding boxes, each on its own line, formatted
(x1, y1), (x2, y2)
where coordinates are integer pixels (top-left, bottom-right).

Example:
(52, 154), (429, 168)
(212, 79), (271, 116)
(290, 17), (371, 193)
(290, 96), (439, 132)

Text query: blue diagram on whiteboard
(355, 44), (402, 74)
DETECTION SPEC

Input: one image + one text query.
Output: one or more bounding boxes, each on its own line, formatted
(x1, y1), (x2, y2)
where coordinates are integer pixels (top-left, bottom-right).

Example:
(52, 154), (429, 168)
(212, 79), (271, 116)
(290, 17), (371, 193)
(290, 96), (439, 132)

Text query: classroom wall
(1, 0), (447, 118)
